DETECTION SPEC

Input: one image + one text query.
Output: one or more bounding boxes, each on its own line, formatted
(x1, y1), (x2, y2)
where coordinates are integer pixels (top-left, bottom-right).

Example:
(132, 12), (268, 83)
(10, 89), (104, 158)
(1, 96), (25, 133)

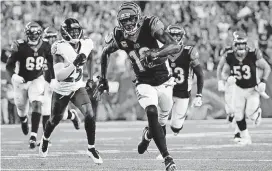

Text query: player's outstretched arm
(217, 55), (227, 81)
(191, 48), (204, 95)
(255, 49), (271, 82)
(150, 17), (180, 57)
(52, 54), (75, 81)
(86, 52), (94, 80)
(100, 40), (119, 79)
(6, 42), (19, 77)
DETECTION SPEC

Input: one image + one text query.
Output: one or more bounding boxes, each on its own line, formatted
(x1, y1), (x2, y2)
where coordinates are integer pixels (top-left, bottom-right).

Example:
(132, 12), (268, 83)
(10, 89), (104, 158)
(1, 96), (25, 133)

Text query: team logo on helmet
(232, 31), (248, 57)
(166, 25), (186, 45)
(24, 22), (43, 45)
(60, 18), (83, 44)
(117, 2), (142, 35)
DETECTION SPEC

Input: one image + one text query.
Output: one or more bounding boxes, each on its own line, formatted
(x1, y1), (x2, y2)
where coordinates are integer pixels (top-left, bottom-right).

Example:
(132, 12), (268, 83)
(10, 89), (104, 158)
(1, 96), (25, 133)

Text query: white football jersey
(51, 38), (94, 95)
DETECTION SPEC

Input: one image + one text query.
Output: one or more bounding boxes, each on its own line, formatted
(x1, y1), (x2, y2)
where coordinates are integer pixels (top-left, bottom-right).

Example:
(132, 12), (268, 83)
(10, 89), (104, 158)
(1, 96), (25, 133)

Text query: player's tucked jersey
(168, 45), (194, 98)
(225, 49), (259, 88)
(112, 16), (170, 86)
(7, 39), (52, 82)
(51, 38), (94, 95)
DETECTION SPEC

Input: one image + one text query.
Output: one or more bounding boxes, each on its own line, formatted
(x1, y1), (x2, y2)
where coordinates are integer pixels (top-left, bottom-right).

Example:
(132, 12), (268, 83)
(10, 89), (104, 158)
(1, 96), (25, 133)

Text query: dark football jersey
(112, 16), (170, 86)
(168, 45), (194, 98)
(6, 39), (52, 82)
(226, 49), (258, 88)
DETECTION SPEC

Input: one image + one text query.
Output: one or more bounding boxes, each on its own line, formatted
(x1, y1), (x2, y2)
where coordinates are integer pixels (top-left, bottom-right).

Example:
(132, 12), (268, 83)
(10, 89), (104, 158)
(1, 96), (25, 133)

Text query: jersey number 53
(232, 65), (251, 80)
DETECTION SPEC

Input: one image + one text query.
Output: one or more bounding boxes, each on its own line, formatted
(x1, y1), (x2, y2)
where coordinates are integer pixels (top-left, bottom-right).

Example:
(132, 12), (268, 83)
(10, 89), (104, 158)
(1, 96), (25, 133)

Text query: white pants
(135, 79), (174, 125)
(232, 85), (260, 121)
(170, 97), (190, 129)
(13, 75), (45, 117)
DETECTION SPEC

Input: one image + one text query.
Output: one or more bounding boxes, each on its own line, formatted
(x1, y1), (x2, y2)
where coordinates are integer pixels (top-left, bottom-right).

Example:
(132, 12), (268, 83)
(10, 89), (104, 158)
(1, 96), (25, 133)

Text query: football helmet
(166, 25), (185, 45)
(60, 18), (83, 44)
(233, 31), (247, 57)
(24, 22), (43, 45)
(117, 2), (142, 35)
(43, 27), (58, 45)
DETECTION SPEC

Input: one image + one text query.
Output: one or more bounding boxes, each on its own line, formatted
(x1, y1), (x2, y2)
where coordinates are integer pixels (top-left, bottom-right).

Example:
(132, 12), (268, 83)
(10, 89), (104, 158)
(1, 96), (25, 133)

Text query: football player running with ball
(39, 18), (102, 164)
(96, 2), (180, 171)
(221, 31), (271, 145)
(6, 22), (52, 149)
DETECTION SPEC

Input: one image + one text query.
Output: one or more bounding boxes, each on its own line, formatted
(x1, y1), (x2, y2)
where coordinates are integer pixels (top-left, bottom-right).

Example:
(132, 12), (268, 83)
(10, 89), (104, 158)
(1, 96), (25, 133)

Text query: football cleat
(87, 148), (103, 164)
(29, 136), (37, 149)
(21, 118), (29, 135)
(237, 136), (252, 145)
(37, 140), (52, 147)
(233, 132), (241, 143)
(164, 156), (177, 171)
(69, 109), (80, 130)
(39, 136), (50, 158)
(138, 126), (151, 154)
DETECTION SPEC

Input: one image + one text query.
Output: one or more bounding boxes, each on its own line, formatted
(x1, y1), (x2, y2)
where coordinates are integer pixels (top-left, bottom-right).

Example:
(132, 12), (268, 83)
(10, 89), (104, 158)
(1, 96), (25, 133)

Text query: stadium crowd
(1, 1), (272, 124)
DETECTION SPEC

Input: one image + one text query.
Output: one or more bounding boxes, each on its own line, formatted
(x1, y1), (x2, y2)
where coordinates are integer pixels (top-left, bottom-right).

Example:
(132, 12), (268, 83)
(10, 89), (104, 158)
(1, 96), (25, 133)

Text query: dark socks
(42, 116), (50, 132)
(31, 112), (41, 134)
(236, 117), (246, 131)
(146, 105), (169, 158)
(85, 115), (96, 145)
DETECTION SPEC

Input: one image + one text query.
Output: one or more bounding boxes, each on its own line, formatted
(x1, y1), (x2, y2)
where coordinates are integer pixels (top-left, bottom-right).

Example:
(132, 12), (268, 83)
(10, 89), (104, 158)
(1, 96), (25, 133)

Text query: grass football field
(1, 119), (272, 171)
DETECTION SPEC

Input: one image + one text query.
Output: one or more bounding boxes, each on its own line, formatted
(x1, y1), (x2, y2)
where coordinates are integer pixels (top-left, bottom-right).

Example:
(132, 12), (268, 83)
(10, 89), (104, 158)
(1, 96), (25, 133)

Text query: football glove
(218, 80), (225, 92)
(93, 76), (109, 101)
(192, 94), (203, 107)
(226, 76), (236, 85)
(73, 53), (87, 67)
(255, 82), (266, 93)
(11, 74), (25, 84)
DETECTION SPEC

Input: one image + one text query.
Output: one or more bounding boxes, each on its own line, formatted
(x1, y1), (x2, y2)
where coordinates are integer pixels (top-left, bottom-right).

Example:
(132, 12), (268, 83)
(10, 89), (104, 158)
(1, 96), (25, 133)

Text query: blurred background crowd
(1, 1), (272, 124)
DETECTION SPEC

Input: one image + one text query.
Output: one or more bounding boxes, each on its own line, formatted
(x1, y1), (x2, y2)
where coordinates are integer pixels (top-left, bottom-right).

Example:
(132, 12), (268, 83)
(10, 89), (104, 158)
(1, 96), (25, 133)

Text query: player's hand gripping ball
(73, 53), (87, 67)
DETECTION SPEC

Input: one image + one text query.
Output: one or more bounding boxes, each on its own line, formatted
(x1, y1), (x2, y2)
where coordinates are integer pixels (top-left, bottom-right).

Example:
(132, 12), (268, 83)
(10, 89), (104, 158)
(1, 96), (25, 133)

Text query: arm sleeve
(6, 42), (19, 77)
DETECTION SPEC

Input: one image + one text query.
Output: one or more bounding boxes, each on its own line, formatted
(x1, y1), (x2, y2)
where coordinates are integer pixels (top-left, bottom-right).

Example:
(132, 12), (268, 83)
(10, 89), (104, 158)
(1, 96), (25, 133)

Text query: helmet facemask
(25, 25), (42, 46)
(61, 22), (83, 44)
(167, 26), (185, 45)
(233, 31), (248, 58)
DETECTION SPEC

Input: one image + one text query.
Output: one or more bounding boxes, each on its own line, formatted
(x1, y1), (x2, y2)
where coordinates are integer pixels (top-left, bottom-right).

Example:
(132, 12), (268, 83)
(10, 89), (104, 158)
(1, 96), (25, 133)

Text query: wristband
(196, 94), (202, 97)
(260, 78), (267, 83)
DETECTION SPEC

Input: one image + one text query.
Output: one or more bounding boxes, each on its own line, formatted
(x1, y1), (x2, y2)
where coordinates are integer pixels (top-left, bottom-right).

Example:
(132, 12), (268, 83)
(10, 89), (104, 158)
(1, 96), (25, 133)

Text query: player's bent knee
(32, 101), (42, 113)
(81, 103), (94, 118)
(234, 113), (244, 121)
(50, 114), (62, 125)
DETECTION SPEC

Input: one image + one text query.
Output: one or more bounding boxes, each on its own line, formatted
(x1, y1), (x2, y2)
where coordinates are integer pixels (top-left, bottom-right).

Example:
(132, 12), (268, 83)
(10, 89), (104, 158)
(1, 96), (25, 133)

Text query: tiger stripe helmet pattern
(166, 25), (186, 45)
(117, 2), (142, 35)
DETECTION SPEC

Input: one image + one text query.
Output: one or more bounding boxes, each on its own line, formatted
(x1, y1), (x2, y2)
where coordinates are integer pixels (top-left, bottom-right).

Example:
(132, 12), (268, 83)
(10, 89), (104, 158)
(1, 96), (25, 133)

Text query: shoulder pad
(51, 41), (60, 55)
(16, 39), (25, 44)
(248, 48), (255, 53)
(11, 41), (20, 52)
